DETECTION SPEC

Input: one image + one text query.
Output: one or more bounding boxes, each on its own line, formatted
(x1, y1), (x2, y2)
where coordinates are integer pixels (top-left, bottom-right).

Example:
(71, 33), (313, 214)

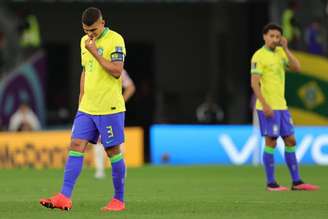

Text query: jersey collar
(97, 27), (109, 40)
(263, 45), (276, 53)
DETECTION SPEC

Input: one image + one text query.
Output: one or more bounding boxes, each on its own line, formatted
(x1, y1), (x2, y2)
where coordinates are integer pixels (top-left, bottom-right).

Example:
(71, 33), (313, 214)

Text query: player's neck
(97, 27), (108, 40)
(264, 45), (276, 52)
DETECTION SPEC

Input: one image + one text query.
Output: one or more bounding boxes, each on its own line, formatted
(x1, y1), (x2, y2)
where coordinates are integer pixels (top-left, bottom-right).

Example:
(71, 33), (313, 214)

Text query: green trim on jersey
(97, 27), (109, 40)
(263, 46), (275, 52)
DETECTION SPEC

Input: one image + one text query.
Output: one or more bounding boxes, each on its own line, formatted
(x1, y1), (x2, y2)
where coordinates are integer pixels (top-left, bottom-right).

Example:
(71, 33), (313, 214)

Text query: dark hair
(82, 7), (102, 26)
(262, 23), (283, 35)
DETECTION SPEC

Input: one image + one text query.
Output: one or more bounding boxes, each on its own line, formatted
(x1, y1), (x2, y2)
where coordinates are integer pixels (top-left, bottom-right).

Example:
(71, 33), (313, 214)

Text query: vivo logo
(219, 134), (328, 165)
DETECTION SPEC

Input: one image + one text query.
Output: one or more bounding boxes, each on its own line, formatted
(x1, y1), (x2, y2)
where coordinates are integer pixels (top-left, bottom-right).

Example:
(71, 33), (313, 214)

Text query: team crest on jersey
(97, 47), (104, 56)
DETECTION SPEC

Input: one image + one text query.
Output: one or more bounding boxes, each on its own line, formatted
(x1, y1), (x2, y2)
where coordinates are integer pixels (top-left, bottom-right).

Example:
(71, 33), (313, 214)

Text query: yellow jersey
(79, 27), (126, 115)
(251, 46), (289, 110)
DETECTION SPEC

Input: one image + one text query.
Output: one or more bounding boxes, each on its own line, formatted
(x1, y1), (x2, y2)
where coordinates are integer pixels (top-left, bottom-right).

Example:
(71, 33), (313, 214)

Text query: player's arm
(122, 71), (136, 102)
(85, 38), (123, 78)
(280, 37), (301, 72)
(251, 74), (273, 117)
(79, 69), (85, 104)
(123, 82), (135, 102)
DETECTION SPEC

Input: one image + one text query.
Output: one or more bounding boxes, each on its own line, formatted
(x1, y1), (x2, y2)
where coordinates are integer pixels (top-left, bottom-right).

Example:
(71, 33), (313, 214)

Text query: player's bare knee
(265, 137), (277, 147)
(105, 145), (121, 157)
(69, 139), (87, 152)
(284, 136), (296, 146)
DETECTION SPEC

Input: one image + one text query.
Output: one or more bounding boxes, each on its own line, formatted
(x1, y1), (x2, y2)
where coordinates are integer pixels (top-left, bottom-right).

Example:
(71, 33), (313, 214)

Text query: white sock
(94, 142), (105, 178)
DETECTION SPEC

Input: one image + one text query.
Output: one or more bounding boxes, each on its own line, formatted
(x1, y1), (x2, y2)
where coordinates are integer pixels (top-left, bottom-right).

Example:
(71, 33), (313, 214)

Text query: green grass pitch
(0, 165), (327, 219)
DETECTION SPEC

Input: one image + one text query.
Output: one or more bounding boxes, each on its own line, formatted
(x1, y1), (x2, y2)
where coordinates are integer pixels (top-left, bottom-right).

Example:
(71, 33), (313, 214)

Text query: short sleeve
(109, 34), (126, 62)
(250, 53), (263, 75)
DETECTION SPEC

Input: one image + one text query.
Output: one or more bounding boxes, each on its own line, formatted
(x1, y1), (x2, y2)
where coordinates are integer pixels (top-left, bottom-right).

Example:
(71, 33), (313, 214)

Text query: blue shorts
(257, 110), (294, 137)
(71, 111), (125, 148)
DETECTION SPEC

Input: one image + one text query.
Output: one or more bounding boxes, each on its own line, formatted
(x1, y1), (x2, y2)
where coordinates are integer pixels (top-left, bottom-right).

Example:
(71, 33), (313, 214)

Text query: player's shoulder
(254, 47), (266, 55)
(276, 46), (286, 55)
(81, 34), (88, 41)
(107, 29), (124, 41)
(80, 35), (88, 44)
(251, 47), (265, 60)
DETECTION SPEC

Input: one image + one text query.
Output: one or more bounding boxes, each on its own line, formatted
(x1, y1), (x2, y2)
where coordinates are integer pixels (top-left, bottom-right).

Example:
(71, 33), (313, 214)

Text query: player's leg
(263, 137), (276, 184)
(94, 138), (106, 179)
(61, 138), (89, 198)
(282, 135), (301, 183)
(283, 135), (319, 191)
(281, 111), (319, 191)
(62, 112), (99, 198)
(102, 145), (126, 211)
(280, 110), (301, 184)
(257, 110), (288, 191)
(40, 112), (99, 210)
(96, 112), (126, 211)
(263, 136), (287, 190)
(40, 138), (89, 210)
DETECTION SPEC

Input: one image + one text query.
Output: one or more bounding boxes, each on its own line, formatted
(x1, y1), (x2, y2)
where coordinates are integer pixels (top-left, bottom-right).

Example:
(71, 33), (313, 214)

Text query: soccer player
(94, 69), (135, 179)
(250, 23), (319, 192)
(40, 7), (127, 211)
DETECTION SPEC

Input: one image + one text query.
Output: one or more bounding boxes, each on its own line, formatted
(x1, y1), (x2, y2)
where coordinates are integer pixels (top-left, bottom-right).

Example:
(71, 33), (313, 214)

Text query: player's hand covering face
(84, 38), (97, 55)
(279, 36), (288, 49)
(263, 29), (282, 50)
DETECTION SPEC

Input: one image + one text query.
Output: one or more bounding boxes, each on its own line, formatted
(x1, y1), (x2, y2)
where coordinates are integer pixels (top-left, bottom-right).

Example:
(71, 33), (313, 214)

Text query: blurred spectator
(17, 9), (41, 58)
(8, 102), (41, 132)
(0, 5), (21, 74)
(282, 1), (301, 49)
(305, 18), (326, 56)
(196, 92), (224, 124)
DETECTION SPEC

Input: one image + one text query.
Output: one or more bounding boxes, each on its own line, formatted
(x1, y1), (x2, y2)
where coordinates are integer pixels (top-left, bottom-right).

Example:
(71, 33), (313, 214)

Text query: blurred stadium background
(0, 0), (328, 218)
